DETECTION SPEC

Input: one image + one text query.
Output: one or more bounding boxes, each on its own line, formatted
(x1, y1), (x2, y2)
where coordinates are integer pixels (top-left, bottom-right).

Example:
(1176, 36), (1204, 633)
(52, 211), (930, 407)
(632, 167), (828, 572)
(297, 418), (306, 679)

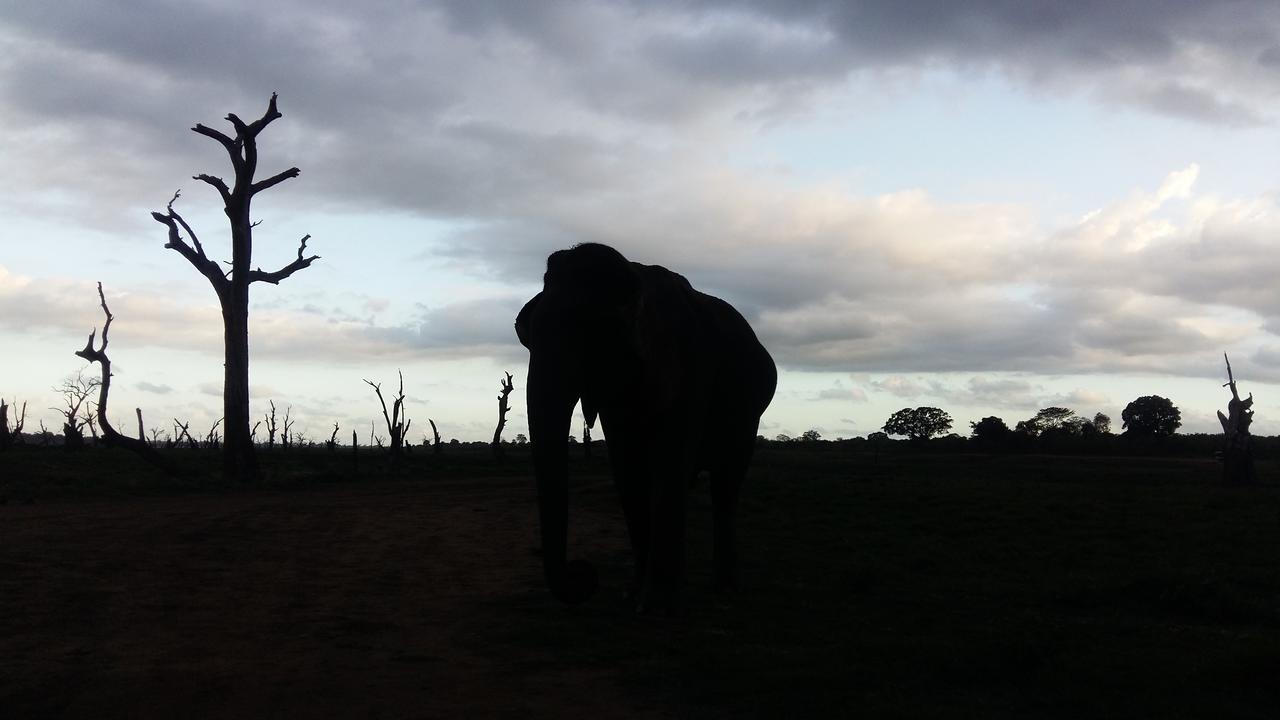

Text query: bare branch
(244, 92), (283, 136)
(191, 123), (237, 154)
(247, 235), (319, 285)
(225, 113), (250, 137)
(194, 173), (232, 205)
(166, 195), (209, 259)
(173, 419), (197, 448)
(152, 193), (226, 291)
(365, 379), (393, 435)
(250, 166), (300, 195)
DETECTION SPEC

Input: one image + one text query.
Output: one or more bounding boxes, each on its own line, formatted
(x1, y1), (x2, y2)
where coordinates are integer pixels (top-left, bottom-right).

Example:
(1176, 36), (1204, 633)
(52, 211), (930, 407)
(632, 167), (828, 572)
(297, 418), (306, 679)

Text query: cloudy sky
(5, 0), (1280, 442)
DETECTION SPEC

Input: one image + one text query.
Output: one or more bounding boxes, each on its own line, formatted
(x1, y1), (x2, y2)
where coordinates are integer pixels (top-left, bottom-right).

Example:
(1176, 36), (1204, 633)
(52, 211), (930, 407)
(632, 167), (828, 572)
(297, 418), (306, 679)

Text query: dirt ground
(0, 474), (672, 719)
(6, 449), (1278, 718)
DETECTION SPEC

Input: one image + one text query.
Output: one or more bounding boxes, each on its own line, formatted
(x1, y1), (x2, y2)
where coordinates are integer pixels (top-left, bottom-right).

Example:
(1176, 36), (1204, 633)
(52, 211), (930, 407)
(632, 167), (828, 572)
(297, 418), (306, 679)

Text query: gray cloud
(366, 296), (530, 363)
(136, 381), (173, 395)
(4, 1), (1276, 231)
(810, 380), (868, 402)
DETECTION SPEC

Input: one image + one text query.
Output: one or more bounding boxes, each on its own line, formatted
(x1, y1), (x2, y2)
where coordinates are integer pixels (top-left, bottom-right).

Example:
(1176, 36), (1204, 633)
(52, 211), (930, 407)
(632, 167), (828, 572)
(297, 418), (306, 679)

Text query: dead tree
(73, 283), (176, 473)
(281, 406), (295, 449)
(326, 422), (340, 452)
(205, 418), (223, 449)
(173, 419), (198, 449)
(264, 401), (279, 447)
(51, 368), (99, 449)
(583, 421), (593, 459)
(0, 398), (26, 450)
(151, 93), (319, 482)
(364, 371), (411, 456)
(492, 372), (514, 460)
(1217, 353), (1257, 484)
(428, 418), (442, 455)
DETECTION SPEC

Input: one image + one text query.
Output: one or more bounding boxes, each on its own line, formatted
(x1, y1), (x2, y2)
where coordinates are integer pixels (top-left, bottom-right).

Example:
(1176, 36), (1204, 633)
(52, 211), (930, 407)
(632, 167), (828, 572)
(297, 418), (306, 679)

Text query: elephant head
(514, 243), (641, 604)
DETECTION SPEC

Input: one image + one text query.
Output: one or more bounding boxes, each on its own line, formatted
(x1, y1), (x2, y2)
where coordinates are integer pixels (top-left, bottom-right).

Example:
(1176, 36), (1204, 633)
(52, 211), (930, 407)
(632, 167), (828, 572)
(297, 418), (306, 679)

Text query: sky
(5, 0), (1280, 443)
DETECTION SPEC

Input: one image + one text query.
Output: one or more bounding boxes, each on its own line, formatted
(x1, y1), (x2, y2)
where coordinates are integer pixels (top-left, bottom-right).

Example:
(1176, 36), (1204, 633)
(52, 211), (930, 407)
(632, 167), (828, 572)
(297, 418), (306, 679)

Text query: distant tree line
(764, 395), (1204, 456)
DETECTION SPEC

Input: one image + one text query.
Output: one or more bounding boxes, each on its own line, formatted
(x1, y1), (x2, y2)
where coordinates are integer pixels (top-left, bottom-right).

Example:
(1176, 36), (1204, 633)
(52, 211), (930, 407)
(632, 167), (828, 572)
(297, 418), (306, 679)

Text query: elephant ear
(515, 292), (542, 349)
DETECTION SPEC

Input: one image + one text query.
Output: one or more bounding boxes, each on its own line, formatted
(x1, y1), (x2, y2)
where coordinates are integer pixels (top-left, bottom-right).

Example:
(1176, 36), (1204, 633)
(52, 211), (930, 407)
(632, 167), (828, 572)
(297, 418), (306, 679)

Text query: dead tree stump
(492, 372), (514, 461)
(1217, 354), (1257, 484)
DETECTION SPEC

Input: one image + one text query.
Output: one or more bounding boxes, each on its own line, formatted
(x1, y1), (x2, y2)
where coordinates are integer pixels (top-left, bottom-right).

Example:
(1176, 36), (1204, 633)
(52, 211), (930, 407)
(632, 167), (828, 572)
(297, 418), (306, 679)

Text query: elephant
(515, 243), (777, 612)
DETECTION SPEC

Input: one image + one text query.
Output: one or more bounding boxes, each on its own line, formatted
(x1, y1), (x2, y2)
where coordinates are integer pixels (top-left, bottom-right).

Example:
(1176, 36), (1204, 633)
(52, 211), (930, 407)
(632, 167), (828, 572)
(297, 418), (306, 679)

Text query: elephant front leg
(618, 478), (651, 602)
(603, 418), (651, 602)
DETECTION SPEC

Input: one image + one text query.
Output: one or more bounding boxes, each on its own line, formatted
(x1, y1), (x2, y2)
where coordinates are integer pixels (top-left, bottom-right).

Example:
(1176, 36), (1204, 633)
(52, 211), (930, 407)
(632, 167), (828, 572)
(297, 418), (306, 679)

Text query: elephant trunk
(528, 355), (598, 605)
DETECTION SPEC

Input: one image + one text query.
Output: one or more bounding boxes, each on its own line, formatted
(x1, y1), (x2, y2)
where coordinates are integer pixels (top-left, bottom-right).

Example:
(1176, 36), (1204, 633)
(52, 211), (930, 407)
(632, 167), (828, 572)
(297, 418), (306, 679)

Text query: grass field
(1, 444), (1278, 718)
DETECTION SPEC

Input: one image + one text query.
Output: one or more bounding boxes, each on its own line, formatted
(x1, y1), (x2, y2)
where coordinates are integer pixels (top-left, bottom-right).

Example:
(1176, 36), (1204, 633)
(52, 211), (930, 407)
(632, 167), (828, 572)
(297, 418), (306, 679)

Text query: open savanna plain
(2, 444), (1278, 718)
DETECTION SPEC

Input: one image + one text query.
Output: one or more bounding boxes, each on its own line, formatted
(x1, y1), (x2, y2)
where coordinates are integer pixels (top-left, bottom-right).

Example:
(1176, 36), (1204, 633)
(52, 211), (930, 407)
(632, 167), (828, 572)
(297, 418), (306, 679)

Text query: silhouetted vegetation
(365, 371), (411, 457)
(970, 415), (1011, 449)
(1122, 395), (1182, 437)
(0, 398), (22, 450)
(883, 406), (953, 440)
(50, 367), (98, 449)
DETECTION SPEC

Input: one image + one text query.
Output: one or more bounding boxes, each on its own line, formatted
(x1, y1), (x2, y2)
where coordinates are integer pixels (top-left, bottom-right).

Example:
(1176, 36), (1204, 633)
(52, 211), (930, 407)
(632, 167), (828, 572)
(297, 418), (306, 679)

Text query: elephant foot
(713, 571), (739, 594)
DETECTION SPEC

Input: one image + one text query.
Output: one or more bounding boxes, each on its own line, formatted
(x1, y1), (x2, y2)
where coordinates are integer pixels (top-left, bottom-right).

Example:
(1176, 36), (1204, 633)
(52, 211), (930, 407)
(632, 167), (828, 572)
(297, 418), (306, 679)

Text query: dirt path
(0, 477), (657, 718)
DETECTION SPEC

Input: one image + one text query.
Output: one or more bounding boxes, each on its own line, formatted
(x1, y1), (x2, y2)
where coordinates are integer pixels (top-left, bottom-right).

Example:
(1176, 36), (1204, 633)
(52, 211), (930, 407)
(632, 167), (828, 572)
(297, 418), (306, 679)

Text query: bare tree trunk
(429, 418), (441, 455)
(0, 400), (10, 450)
(221, 287), (255, 477)
(492, 372), (514, 460)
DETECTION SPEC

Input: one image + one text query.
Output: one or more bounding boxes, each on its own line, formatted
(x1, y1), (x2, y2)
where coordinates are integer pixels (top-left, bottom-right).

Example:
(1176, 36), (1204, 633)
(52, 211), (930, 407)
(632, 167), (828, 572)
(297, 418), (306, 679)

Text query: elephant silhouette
(516, 243), (776, 612)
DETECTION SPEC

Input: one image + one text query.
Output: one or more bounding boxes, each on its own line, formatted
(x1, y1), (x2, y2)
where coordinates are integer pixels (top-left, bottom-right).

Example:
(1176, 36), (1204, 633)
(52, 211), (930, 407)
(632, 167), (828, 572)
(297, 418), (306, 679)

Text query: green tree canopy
(1121, 395), (1181, 437)
(883, 407), (953, 441)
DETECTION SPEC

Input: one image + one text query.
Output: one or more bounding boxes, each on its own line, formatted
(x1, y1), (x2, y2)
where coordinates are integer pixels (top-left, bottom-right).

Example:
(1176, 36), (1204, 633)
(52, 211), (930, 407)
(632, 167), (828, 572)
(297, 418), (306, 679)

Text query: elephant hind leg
(710, 471), (741, 591)
(710, 427), (758, 591)
(637, 469), (687, 615)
